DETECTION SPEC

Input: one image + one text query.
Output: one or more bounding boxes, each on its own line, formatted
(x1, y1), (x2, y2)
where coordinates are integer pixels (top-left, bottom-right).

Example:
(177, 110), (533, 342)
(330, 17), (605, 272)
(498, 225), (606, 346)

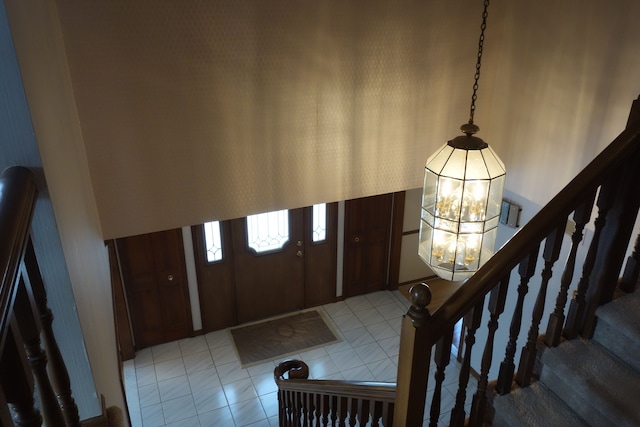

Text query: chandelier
(418, 0), (505, 282)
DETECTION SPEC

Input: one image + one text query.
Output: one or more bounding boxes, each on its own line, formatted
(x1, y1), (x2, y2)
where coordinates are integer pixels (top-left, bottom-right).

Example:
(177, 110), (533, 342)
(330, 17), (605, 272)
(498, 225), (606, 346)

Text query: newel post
(394, 283), (433, 427)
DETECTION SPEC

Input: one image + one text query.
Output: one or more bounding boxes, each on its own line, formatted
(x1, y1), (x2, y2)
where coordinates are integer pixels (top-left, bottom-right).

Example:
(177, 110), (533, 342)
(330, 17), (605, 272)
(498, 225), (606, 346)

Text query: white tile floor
(123, 290), (472, 427)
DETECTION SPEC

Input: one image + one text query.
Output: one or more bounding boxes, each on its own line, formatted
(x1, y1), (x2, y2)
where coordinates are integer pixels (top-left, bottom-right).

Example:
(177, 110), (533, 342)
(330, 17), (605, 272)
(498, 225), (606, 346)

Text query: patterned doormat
(230, 310), (339, 367)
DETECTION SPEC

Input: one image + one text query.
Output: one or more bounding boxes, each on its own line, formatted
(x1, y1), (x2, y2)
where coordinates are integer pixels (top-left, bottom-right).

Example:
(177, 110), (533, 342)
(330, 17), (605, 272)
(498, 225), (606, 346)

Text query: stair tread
(593, 290), (640, 371)
(594, 290), (640, 340)
(493, 382), (588, 427)
(539, 338), (640, 427)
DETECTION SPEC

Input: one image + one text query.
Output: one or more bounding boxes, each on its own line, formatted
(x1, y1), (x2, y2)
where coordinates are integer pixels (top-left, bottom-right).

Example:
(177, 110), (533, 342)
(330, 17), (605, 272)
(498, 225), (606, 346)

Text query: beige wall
(5, 0), (128, 421)
(51, 0), (640, 241)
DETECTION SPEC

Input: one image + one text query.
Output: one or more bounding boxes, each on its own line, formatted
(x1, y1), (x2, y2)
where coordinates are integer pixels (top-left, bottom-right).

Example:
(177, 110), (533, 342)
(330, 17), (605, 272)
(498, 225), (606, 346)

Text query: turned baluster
(321, 394), (330, 425)
(23, 238), (81, 426)
(1, 327), (42, 427)
(563, 182), (615, 339)
(372, 401), (382, 427)
(358, 398), (370, 426)
(545, 193), (596, 347)
(469, 274), (510, 426)
(516, 223), (566, 386)
(330, 395), (338, 425)
(338, 396), (348, 425)
(620, 233), (640, 293)
(496, 248), (539, 394)
(13, 281), (66, 426)
(449, 297), (485, 427)
(429, 325), (453, 427)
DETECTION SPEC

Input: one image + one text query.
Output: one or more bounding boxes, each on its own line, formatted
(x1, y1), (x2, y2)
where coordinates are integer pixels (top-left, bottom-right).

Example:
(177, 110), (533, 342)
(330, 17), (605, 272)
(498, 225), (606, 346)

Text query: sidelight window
(247, 210), (289, 253)
(203, 221), (223, 262)
(312, 203), (327, 242)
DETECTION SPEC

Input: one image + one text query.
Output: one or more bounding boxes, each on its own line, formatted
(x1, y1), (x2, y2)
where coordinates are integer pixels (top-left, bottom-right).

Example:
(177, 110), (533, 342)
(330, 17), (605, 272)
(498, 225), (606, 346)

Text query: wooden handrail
(276, 379), (396, 402)
(422, 122), (640, 342)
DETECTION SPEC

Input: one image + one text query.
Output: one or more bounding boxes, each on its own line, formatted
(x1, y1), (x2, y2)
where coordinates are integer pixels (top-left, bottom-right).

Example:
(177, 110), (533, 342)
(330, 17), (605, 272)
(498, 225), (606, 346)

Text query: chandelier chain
(469, 0), (490, 125)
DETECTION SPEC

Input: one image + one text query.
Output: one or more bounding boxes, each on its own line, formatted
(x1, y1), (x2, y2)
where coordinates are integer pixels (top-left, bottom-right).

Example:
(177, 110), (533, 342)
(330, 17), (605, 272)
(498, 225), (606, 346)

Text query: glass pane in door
(246, 210), (290, 253)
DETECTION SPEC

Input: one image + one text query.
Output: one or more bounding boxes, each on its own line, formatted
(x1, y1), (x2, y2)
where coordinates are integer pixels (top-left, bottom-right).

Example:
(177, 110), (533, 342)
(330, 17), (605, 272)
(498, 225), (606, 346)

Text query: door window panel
(312, 203), (327, 242)
(203, 221), (223, 262)
(247, 209), (289, 253)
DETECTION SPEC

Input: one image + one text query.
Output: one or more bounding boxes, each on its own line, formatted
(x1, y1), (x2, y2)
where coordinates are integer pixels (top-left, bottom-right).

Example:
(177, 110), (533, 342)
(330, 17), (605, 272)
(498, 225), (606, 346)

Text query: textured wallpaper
(55, 0), (640, 239)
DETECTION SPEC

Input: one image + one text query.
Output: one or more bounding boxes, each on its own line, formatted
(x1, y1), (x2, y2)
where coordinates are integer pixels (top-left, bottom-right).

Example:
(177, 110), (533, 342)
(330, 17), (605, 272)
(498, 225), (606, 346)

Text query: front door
(231, 208), (305, 323)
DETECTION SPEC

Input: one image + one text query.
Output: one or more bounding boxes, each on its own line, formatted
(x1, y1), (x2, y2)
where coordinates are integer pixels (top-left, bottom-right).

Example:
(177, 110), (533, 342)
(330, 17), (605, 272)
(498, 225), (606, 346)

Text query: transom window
(312, 203), (327, 242)
(203, 221), (223, 262)
(247, 210), (290, 253)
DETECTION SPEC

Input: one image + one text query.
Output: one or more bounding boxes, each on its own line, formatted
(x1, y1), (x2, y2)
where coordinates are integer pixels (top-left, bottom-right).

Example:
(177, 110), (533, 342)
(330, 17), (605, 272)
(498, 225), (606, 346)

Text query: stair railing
(0, 166), (81, 426)
(274, 359), (396, 426)
(393, 95), (640, 426)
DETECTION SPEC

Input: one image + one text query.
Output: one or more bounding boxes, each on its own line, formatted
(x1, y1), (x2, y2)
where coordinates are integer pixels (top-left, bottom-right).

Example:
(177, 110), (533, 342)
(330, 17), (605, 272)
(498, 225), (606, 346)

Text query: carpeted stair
(493, 290), (640, 427)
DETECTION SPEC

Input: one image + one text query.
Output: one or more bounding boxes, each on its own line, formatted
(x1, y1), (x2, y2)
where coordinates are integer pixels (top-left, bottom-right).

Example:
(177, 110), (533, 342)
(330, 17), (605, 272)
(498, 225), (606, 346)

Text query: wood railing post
(24, 238), (81, 426)
(469, 273), (510, 426)
(582, 147), (640, 337)
(545, 192), (596, 347)
(496, 247), (539, 394)
(393, 283), (433, 427)
(428, 325), (453, 427)
(14, 280), (66, 427)
(0, 327), (42, 427)
(563, 181), (616, 339)
(517, 223), (565, 387)
(449, 297), (484, 427)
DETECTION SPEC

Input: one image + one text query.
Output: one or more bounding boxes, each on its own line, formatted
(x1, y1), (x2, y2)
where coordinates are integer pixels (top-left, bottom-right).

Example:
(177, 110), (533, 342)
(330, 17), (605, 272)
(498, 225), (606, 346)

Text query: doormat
(230, 310), (339, 367)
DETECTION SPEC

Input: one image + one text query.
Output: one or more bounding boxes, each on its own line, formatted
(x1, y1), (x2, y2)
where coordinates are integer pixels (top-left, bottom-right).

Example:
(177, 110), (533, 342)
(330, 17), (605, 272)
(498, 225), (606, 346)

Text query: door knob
(167, 274), (174, 281)
(297, 250), (303, 257)
(354, 237), (360, 243)
(297, 240), (303, 247)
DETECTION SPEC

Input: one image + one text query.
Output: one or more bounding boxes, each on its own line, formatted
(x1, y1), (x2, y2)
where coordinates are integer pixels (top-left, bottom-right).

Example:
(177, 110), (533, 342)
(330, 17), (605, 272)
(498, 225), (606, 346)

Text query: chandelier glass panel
(418, 136), (505, 281)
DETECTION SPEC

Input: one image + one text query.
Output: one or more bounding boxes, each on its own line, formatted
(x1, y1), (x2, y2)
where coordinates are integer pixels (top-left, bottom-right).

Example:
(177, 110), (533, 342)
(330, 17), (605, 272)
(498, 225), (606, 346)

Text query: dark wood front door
(116, 229), (192, 349)
(194, 204), (338, 330)
(343, 194), (394, 297)
(231, 209), (305, 323)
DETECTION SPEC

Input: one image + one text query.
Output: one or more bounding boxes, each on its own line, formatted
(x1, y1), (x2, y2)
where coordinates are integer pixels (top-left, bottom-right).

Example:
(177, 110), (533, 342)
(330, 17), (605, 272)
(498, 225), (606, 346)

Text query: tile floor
(123, 290), (472, 427)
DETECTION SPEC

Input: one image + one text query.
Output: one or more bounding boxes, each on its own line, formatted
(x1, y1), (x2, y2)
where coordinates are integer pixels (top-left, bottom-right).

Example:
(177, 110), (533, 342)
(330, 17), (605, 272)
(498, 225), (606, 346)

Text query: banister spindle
(13, 281), (66, 427)
(564, 182), (616, 339)
(24, 238), (81, 426)
(620, 233), (640, 292)
(517, 223), (566, 386)
(545, 192), (596, 347)
(469, 273), (510, 426)
(429, 326), (454, 427)
(449, 297), (485, 427)
(1, 327), (42, 427)
(496, 247), (539, 394)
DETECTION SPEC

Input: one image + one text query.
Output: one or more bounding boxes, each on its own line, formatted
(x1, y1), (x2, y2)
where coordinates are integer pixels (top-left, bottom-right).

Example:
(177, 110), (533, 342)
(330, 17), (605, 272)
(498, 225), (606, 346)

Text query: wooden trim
(388, 191), (405, 290)
(107, 240), (135, 360)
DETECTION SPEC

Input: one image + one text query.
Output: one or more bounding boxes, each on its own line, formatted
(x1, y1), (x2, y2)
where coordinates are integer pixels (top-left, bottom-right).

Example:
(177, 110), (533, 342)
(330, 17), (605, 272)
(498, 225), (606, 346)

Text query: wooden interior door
(231, 209), (305, 323)
(343, 194), (394, 297)
(116, 229), (192, 348)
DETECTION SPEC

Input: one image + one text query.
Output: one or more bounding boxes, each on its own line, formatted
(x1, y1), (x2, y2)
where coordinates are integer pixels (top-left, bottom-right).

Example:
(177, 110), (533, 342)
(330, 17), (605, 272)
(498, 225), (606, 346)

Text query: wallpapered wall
(56, 0), (640, 240)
